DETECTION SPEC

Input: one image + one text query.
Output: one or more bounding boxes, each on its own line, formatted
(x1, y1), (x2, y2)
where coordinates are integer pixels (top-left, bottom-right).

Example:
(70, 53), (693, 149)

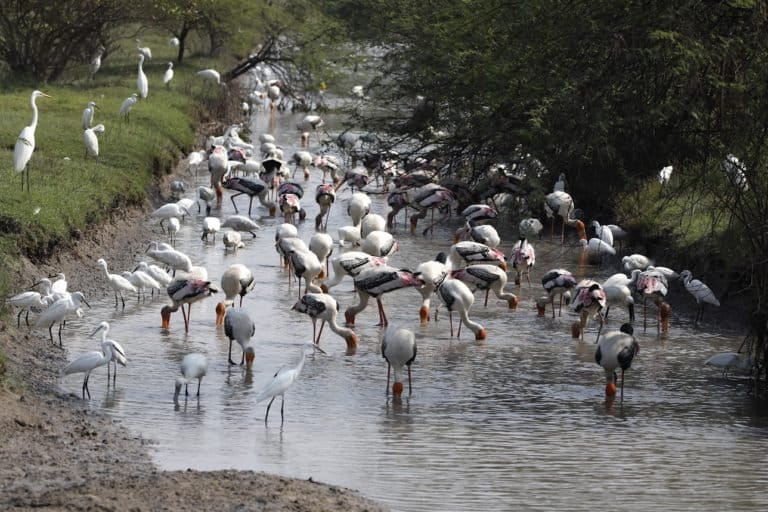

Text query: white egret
(97, 258), (137, 308)
(196, 69), (221, 84)
(595, 323), (639, 401)
(680, 270), (720, 326)
(82, 101), (98, 130)
(89, 46), (104, 80)
(122, 269), (161, 302)
(51, 273), (68, 296)
(36, 292), (90, 347)
(14, 90), (51, 191)
(163, 62), (174, 88)
(174, 353), (208, 404)
(169, 37), (180, 47)
(7, 288), (47, 327)
(659, 165), (673, 185)
(89, 321), (127, 384)
(256, 341), (325, 424)
(137, 54), (148, 99)
(382, 325), (416, 397)
(201, 217), (221, 242)
(705, 352), (751, 379)
(119, 93), (138, 122)
(136, 39), (152, 59)
(167, 217), (180, 245)
(83, 124), (105, 163)
(64, 342), (113, 399)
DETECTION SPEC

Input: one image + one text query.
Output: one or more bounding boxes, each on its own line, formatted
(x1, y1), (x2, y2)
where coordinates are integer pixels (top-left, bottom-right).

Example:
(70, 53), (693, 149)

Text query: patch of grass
(0, 30), (233, 302)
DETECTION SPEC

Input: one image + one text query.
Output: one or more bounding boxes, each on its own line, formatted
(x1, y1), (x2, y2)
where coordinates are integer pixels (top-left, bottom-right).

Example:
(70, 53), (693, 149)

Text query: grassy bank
(0, 34), (231, 303)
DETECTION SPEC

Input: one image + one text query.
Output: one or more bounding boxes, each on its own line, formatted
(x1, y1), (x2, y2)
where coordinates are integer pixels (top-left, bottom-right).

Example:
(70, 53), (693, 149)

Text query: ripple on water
(56, 110), (768, 512)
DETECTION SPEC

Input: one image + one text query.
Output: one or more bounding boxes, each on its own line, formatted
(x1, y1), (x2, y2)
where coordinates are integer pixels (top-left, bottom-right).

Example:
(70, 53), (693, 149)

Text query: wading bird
(201, 217), (220, 242)
(215, 264), (254, 324)
(314, 184), (336, 230)
(97, 258), (137, 307)
(680, 270), (721, 326)
(415, 253), (448, 324)
(595, 323), (639, 401)
(436, 276), (486, 340)
(256, 341), (325, 424)
(197, 69), (221, 85)
(14, 90), (51, 191)
(222, 215), (261, 237)
(382, 325), (416, 397)
(345, 267), (425, 327)
(36, 292), (90, 346)
(161, 278), (217, 333)
(510, 237), (535, 286)
(7, 286), (48, 328)
(89, 47), (104, 80)
(89, 321), (127, 385)
(705, 352), (751, 379)
(64, 342), (113, 399)
(119, 94), (138, 123)
(450, 264), (518, 310)
(163, 62), (174, 88)
(82, 101), (98, 130)
(539, 269), (576, 318)
(224, 176), (276, 217)
(223, 309), (256, 368)
(292, 293), (358, 350)
(146, 241), (192, 275)
(174, 353), (208, 404)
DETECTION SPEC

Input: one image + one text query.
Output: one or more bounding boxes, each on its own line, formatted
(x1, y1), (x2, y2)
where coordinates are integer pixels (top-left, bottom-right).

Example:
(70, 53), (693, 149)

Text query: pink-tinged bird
(450, 265), (519, 310)
(539, 269), (577, 318)
(510, 237), (536, 286)
(315, 183), (336, 230)
(571, 280), (607, 341)
(435, 275), (486, 340)
(410, 184), (456, 235)
(345, 266), (425, 327)
(161, 279), (217, 332)
(447, 241), (507, 270)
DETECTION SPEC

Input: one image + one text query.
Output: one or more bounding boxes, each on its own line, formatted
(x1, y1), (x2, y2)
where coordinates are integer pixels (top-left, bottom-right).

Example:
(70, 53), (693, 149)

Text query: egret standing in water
(64, 342), (113, 399)
(173, 353), (208, 404)
(256, 341), (325, 425)
(14, 90), (51, 191)
(89, 321), (127, 385)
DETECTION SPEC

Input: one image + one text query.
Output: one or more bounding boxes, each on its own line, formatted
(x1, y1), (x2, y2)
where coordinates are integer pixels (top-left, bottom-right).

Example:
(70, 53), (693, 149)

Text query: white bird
(580, 237), (616, 261)
(602, 279), (636, 324)
(382, 325), (416, 397)
(14, 90), (51, 191)
(590, 221), (614, 247)
(137, 54), (148, 99)
(571, 280), (607, 341)
(133, 261), (172, 287)
(361, 230), (398, 258)
(119, 94), (138, 122)
(539, 269), (577, 318)
(197, 69), (221, 84)
(267, 83), (281, 111)
(414, 252), (448, 324)
(224, 308), (256, 368)
(436, 277), (486, 340)
(680, 270), (720, 326)
(309, 233), (334, 278)
(89, 47), (104, 79)
(287, 249), (323, 298)
(136, 39), (152, 59)
(223, 230), (245, 252)
(337, 225), (362, 247)
(97, 258), (137, 307)
(36, 292), (90, 346)
(347, 192), (371, 227)
(152, 203), (188, 232)
(222, 215), (261, 237)
(292, 293), (358, 350)
(447, 241), (507, 271)
(176, 196), (194, 213)
(466, 224), (501, 248)
(292, 150), (313, 180)
(705, 352), (751, 379)
(145, 241), (193, 275)
(51, 272), (68, 295)
(64, 342), (113, 399)
(553, 173), (567, 192)
(345, 266), (425, 327)
(622, 254), (651, 273)
(544, 191), (583, 243)
(163, 62), (174, 88)
(595, 323), (639, 401)
(519, 217), (544, 239)
(215, 264), (254, 325)
(169, 37), (180, 47)
(122, 269), (161, 302)
(7, 287), (47, 327)
(89, 321), (127, 384)
(723, 154), (748, 191)
(201, 217), (220, 242)
(82, 101), (98, 130)
(321, 251), (388, 291)
(255, 341), (325, 424)
(659, 165), (673, 185)
(351, 85), (364, 98)
(297, 115), (324, 146)
(83, 124), (105, 163)
(167, 217), (181, 245)
(197, 185), (216, 215)
(509, 237), (535, 286)
(361, 213), (387, 239)
(174, 353), (208, 404)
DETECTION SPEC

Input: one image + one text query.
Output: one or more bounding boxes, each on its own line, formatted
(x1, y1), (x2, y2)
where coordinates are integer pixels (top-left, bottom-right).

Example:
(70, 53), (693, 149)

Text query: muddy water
(59, 109), (768, 512)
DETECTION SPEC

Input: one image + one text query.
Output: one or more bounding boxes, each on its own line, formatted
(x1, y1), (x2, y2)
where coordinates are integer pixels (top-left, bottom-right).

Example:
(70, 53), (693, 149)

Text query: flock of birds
(7, 45), (748, 423)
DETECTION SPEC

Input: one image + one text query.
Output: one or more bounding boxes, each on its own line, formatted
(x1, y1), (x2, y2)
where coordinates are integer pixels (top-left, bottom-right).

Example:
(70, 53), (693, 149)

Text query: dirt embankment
(0, 166), (386, 512)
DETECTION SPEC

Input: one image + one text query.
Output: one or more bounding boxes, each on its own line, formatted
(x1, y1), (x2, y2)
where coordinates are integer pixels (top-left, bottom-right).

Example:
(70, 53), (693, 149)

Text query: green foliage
(0, 36), (223, 301)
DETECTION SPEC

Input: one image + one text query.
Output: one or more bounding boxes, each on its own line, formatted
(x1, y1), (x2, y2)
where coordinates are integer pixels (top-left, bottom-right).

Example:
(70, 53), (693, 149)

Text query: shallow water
(59, 108), (768, 511)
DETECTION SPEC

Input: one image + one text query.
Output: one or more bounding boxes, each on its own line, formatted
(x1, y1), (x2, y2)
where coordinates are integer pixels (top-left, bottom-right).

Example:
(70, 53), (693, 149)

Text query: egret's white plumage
(174, 353), (208, 404)
(680, 270), (720, 325)
(255, 341), (324, 423)
(197, 69), (221, 84)
(119, 94), (138, 122)
(97, 258), (137, 307)
(64, 342), (113, 399)
(163, 62), (174, 87)
(14, 90), (51, 191)
(136, 54), (148, 99)
(36, 292), (90, 346)
(705, 352), (751, 378)
(83, 124), (105, 162)
(82, 101), (97, 130)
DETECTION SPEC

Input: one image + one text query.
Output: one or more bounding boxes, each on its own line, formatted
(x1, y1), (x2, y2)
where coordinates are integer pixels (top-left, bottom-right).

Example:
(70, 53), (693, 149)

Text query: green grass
(0, 31), (233, 304)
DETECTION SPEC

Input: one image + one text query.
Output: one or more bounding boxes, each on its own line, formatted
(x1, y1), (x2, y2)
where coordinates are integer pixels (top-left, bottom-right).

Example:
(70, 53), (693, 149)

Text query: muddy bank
(0, 166), (385, 511)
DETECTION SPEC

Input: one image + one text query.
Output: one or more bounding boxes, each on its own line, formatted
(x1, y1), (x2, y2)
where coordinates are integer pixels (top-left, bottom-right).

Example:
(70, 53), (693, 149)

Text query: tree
(0, 0), (133, 81)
